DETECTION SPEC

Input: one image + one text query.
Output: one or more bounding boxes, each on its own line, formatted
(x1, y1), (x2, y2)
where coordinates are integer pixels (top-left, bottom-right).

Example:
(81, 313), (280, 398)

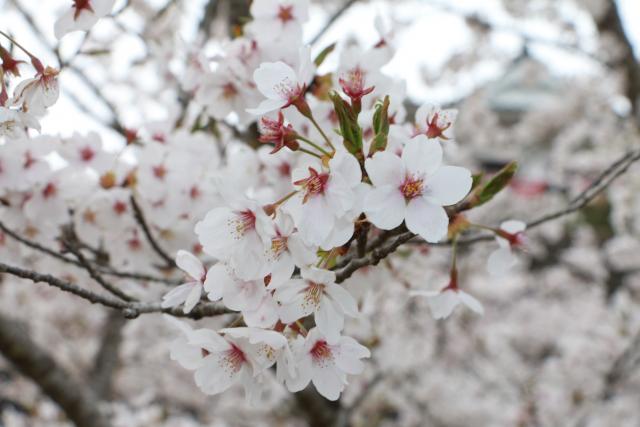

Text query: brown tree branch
(89, 311), (127, 400)
(130, 196), (177, 270)
(335, 147), (640, 282)
(0, 220), (178, 285)
(0, 261), (231, 319)
(0, 311), (111, 427)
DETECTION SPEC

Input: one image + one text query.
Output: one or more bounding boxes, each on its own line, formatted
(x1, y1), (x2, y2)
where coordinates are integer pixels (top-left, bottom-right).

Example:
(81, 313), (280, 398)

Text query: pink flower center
(152, 164), (167, 180)
(23, 151), (36, 170)
(274, 78), (305, 105)
(400, 175), (424, 200)
(293, 167), (329, 203)
(231, 210), (256, 237)
(304, 282), (325, 308)
(113, 200), (127, 215)
(310, 340), (333, 365)
(270, 235), (288, 258)
(425, 112), (451, 140)
(221, 344), (247, 374)
(42, 182), (57, 199)
(278, 162), (291, 177)
(339, 67), (375, 102)
(277, 6), (294, 23)
(222, 82), (238, 99)
(127, 237), (142, 251)
(73, 0), (94, 20)
(80, 146), (95, 162)
(189, 185), (201, 200)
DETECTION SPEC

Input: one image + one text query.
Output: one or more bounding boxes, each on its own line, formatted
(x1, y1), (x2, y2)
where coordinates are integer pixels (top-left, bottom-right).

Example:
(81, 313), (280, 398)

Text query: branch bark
(0, 261), (232, 319)
(0, 311), (111, 427)
(130, 196), (177, 270)
(89, 311), (127, 400)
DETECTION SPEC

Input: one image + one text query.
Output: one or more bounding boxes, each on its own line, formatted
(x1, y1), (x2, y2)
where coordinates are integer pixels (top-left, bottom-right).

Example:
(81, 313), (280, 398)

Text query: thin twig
(0, 261), (230, 319)
(63, 238), (137, 302)
(129, 196), (177, 270)
(335, 147), (640, 280)
(0, 221), (179, 285)
(310, 0), (359, 45)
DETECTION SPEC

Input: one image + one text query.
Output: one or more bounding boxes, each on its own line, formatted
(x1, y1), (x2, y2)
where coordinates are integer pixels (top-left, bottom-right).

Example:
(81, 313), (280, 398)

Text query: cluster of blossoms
(0, 0), (536, 405)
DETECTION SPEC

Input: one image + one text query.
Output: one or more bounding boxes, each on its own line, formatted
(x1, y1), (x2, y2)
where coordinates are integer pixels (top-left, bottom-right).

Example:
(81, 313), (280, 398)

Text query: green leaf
(329, 91), (363, 156)
(314, 43), (336, 67)
(368, 96), (390, 156)
(475, 161), (518, 206)
(471, 172), (484, 191)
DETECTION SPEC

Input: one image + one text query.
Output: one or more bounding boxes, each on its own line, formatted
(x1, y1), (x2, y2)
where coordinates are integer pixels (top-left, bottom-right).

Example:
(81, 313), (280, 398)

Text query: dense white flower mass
(2, 0), (640, 425)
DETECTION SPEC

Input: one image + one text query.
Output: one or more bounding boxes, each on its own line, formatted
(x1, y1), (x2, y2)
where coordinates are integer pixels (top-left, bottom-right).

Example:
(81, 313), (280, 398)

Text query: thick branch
(89, 311), (127, 400)
(0, 311), (110, 427)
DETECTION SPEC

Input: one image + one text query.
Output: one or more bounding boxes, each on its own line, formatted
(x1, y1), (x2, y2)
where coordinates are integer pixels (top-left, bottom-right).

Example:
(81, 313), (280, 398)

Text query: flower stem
(272, 190), (298, 207)
(299, 147), (323, 159)
(296, 135), (332, 157)
(469, 222), (499, 234)
(307, 113), (335, 152)
(0, 30), (36, 60)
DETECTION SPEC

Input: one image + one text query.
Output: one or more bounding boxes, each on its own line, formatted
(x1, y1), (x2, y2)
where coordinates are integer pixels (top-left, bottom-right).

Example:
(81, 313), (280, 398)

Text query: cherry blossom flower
(338, 67), (375, 105)
(24, 170), (91, 227)
(54, 0), (116, 39)
(204, 263), (267, 314)
(285, 328), (370, 400)
(414, 104), (458, 141)
(257, 111), (299, 153)
(275, 267), (358, 343)
(262, 212), (317, 288)
(166, 316), (206, 371)
(11, 67), (59, 116)
(285, 150), (362, 247)
(410, 270), (484, 320)
(0, 47), (24, 78)
(245, 0), (309, 43)
(487, 220), (527, 276)
(364, 135), (472, 242)
(0, 137), (52, 192)
(161, 251), (208, 314)
(177, 324), (263, 402)
(195, 64), (257, 126)
(247, 47), (314, 116)
(220, 327), (296, 380)
(0, 107), (40, 138)
(195, 197), (272, 280)
(59, 132), (114, 174)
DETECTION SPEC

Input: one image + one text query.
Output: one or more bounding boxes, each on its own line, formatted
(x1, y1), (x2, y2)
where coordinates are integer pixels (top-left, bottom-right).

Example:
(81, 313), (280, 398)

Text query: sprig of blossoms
(0, 0), (537, 407)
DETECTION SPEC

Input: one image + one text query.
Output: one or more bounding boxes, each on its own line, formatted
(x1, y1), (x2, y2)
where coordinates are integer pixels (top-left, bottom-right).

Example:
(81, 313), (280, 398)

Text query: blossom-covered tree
(1, 0), (640, 426)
